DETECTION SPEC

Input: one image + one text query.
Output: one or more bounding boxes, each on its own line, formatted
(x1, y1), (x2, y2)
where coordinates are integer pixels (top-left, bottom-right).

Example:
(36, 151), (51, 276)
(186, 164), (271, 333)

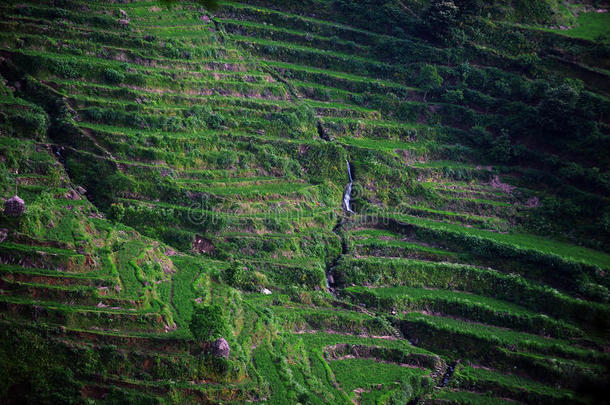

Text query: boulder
(211, 337), (230, 359)
(193, 235), (215, 254)
(4, 195), (25, 216)
(65, 189), (81, 200)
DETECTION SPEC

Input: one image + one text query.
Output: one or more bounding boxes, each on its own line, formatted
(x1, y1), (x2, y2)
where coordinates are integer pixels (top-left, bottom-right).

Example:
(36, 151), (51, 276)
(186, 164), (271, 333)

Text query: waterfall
(328, 161), (355, 294)
(343, 160), (355, 214)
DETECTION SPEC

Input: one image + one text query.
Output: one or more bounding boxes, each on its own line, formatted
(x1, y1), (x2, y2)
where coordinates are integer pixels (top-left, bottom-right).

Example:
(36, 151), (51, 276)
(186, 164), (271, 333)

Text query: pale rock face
(4, 195), (25, 217)
(211, 337), (230, 359)
(262, 288), (272, 295)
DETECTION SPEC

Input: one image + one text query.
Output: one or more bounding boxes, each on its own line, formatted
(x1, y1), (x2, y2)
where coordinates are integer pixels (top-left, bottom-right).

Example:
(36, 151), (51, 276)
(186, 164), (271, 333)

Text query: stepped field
(0, 0), (608, 404)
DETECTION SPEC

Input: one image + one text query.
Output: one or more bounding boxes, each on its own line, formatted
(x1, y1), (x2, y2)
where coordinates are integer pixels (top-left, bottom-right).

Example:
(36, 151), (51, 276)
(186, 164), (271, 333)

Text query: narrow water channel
(327, 160), (355, 292)
(343, 160), (355, 214)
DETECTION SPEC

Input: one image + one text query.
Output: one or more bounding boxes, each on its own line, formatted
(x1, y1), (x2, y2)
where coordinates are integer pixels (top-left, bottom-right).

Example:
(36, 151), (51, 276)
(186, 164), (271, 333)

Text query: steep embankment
(0, 0), (609, 404)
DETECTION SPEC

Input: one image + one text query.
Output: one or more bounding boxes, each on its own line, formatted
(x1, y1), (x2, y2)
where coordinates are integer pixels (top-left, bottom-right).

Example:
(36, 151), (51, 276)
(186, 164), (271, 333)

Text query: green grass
(403, 312), (599, 361)
(432, 390), (518, 405)
(293, 331), (431, 353)
(352, 233), (456, 257)
(550, 12), (610, 41)
(330, 358), (428, 396)
(453, 365), (578, 400)
(352, 286), (540, 317)
(0, 0), (608, 402)
(194, 182), (311, 197)
(387, 213), (610, 268)
(340, 137), (428, 152)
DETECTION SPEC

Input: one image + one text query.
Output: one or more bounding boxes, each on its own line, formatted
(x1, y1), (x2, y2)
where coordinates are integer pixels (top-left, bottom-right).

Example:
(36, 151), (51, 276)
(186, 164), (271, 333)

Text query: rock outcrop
(4, 195), (26, 216)
(211, 337), (230, 359)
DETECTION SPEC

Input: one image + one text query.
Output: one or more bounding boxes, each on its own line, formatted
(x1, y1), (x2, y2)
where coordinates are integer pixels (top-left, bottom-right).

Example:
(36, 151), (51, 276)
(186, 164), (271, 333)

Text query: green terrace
(218, 18), (373, 55)
(0, 278), (137, 309)
(0, 31), (232, 66)
(0, 242), (89, 271)
(68, 91), (301, 114)
(0, 19), (220, 55)
(430, 390), (520, 405)
(291, 331), (431, 353)
(385, 205), (511, 231)
(0, 295), (167, 332)
(116, 198), (337, 251)
(450, 364), (584, 404)
(349, 229), (462, 262)
(340, 136), (430, 154)
(383, 212), (610, 269)
(334, 256), (609, 333)
(0, 0), (608, 403)
(217, 1), (391, 47)
(52, 77), (290, 100)
(216, 1), (448, 62)
(0, 264), (114, 287)
(2, 48), (257, 81)
(400, 312), (607, 363)
(76, 121), (320, 151)
(330, 358), (430, 401)
(265, 60), (424, 97)
(343, 285), (583, 339)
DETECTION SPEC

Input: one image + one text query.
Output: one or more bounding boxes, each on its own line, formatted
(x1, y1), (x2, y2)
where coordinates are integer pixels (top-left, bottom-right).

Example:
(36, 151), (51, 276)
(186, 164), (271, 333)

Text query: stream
(342, 160), (355, 214)
(326, 160), (355, 292)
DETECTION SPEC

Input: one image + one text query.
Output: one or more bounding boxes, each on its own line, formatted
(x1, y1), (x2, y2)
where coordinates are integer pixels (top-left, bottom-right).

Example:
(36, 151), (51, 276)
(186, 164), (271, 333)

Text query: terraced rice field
(0, 0), (608, 403)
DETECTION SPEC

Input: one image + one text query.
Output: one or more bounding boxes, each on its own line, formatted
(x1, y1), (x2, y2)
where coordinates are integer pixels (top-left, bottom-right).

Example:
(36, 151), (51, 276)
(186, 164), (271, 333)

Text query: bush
(103, 68), (125, 84)
(206, 112), (225, 129)
(442, 89), (464, 104)
(50, 59), (79, 78)
(108, 202), (125, 222)
(189, 304), (230, 342)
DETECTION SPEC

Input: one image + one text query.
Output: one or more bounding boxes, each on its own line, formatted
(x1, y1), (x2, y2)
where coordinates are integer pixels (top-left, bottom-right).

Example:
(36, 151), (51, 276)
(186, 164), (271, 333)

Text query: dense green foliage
(0, 0), (608, 403)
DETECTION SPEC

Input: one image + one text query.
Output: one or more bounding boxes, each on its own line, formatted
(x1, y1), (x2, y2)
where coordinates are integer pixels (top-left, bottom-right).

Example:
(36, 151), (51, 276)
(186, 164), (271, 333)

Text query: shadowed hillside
(0, 0), (608, 403)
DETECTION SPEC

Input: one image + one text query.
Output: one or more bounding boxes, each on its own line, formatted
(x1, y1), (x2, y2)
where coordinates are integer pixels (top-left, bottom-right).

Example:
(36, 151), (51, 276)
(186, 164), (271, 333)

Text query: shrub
(442, 89), (464, 104)
(189, 304), (230, 342)
(108, 202), (125, 222)
(103, 68), (125, 84)
(50, 59), (79, 78)
(163, 116), (184, 132)
(417, 64), (443, 101)
(222, 261), (268, 291)
(206, 112), (225, 129)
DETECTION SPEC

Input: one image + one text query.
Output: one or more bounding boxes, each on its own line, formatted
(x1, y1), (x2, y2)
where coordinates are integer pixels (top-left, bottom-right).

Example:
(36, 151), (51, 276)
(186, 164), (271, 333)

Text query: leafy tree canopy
(417, 64), (443, 101)
(189, 304), (230, 342)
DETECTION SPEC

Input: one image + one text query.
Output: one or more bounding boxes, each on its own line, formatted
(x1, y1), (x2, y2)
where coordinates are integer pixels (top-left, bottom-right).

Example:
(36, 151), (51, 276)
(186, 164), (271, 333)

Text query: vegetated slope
(0, 0), (608, 404)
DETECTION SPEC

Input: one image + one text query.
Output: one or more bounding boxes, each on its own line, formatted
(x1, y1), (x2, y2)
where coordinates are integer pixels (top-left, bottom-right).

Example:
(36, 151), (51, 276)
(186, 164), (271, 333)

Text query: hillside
(0, 0), (609, 404)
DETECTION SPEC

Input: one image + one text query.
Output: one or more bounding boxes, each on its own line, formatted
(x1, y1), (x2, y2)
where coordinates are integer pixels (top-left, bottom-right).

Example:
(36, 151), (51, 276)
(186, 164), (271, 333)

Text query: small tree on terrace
(417, 64), (443, 102)
(423, 0), (459, 42)
(189, 304), (230, 342)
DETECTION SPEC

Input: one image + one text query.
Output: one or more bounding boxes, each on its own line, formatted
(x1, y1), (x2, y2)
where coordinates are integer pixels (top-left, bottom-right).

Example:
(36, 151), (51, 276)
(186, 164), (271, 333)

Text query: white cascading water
(343, 160), (355, 214)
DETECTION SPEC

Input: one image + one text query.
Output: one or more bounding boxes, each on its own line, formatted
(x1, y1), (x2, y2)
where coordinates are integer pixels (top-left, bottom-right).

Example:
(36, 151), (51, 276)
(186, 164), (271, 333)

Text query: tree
(538, 82), (581, 136)
(189, 304), (229, 342)
(454, 0), (483, 18)
(417, 64), (443, 102)
(423, 0), (459, 42)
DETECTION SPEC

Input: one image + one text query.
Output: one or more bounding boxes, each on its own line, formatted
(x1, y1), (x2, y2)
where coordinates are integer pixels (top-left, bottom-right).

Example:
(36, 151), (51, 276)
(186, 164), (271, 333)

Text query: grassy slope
(0, 0), (608, 404)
